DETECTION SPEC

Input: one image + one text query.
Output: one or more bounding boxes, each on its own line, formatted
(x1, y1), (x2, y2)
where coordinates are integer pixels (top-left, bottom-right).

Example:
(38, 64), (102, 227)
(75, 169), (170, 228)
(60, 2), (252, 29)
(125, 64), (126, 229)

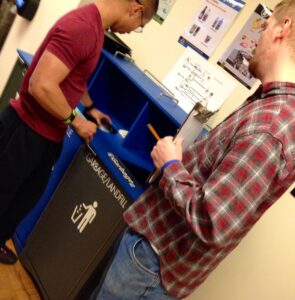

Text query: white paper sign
(163, 47), (236, 113)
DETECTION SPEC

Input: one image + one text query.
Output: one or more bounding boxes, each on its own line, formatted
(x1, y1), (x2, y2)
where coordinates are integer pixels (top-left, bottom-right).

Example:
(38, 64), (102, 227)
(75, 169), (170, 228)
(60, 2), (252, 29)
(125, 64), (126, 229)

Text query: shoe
(0, 245), (18, 265)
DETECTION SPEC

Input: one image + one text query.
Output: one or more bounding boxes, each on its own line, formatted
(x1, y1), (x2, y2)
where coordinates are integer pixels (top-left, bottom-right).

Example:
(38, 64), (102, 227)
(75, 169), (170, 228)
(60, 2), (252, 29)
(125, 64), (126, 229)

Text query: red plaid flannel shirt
(124, 82), (295, 299)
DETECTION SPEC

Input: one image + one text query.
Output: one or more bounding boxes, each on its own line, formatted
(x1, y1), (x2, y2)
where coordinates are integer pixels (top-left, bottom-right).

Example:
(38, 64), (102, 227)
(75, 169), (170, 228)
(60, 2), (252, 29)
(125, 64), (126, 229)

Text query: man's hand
(71, 114), (97, 144)
(86, 108), (112, 127)
(151, 136), (183, 169)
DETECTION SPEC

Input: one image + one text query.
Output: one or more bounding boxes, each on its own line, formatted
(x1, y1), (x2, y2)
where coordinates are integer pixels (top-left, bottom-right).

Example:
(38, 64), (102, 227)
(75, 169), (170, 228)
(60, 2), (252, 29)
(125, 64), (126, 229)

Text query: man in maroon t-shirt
(0, 0), (159, 265)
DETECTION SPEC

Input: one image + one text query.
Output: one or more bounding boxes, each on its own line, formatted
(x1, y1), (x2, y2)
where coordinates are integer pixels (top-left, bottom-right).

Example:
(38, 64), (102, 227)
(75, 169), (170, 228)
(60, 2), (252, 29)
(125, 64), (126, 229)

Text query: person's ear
(128, 1), (143, 17)
(277, 18), (292, 40)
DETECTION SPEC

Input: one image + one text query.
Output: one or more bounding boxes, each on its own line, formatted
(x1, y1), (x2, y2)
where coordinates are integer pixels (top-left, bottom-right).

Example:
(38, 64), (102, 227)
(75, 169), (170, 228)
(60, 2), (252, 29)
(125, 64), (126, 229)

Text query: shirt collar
(248, 82), (295, 102)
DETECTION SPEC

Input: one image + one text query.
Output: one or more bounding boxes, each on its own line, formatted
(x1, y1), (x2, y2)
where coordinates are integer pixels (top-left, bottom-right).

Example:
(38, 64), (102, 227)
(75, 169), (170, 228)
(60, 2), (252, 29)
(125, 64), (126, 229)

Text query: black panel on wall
(16, 0), (40, 20)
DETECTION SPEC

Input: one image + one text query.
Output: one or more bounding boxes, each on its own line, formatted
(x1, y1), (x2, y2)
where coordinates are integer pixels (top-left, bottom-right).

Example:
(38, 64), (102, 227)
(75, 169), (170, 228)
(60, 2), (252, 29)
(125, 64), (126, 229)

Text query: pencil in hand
(147, 123), (161, 141)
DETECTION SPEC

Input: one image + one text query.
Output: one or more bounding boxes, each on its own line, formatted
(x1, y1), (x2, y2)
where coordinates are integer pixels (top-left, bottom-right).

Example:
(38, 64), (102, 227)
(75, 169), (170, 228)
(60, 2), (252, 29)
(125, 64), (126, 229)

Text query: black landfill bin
(20, 145), (131, 299)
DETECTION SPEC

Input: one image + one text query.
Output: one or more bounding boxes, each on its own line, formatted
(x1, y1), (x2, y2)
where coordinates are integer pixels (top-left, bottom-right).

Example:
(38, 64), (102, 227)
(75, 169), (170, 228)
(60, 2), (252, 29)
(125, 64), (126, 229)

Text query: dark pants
(0, 106), (62, 246)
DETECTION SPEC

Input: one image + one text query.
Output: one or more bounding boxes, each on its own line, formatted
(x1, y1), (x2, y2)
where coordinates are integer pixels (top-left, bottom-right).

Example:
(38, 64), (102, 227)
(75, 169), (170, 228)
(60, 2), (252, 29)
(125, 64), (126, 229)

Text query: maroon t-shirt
(10, 4), (104, 142)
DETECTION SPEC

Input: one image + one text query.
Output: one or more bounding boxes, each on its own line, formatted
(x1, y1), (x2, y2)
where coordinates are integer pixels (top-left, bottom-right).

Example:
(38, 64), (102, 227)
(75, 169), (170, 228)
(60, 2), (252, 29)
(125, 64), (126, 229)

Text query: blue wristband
(161, 159), (180, 171)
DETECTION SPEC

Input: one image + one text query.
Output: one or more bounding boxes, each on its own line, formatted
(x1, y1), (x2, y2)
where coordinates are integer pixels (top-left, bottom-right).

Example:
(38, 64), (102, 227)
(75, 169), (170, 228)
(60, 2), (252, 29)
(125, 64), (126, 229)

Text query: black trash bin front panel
(22, 146), (131, 299)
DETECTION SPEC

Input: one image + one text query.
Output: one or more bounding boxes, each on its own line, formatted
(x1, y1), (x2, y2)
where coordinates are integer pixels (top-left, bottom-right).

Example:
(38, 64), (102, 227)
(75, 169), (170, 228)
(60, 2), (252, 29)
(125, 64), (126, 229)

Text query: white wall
(0, 1), (295, 299)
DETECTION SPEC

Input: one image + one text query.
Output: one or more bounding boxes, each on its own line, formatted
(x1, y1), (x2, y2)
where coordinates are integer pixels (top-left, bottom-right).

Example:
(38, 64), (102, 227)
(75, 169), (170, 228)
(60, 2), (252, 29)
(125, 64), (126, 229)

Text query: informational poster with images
(217, 4), (272, 89)
(178, 0), (245, 59)
(154, 0), (177, 24)
(163, 47), (236, 114)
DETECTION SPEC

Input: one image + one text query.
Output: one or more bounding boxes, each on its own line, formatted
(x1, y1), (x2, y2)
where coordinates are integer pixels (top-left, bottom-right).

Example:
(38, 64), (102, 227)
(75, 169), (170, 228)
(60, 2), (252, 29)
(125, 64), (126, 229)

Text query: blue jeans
(90, 229), (177, 300)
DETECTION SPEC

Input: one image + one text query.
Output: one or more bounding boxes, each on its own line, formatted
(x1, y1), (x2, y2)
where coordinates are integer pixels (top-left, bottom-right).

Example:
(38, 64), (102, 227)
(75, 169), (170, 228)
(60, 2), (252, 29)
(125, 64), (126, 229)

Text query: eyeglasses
(133, 0), (144, 33)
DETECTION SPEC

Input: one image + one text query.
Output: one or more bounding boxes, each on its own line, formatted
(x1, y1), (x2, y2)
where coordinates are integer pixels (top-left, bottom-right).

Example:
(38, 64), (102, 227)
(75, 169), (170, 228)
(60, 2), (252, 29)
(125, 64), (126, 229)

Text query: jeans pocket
(132, 237), (160, 275)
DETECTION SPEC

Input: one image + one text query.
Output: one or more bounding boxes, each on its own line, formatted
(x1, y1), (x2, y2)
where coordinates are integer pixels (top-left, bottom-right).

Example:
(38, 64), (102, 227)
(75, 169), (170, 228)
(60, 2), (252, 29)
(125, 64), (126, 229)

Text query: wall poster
(178, 0), (245, 59)
(217, 4), (272, 89)
(163, 47), (236, 114)
(154, 0), (177, 24)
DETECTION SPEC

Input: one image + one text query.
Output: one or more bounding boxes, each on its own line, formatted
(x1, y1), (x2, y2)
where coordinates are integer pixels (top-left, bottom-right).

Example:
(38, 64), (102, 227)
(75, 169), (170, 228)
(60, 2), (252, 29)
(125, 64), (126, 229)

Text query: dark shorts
(0, 106), (62, 244)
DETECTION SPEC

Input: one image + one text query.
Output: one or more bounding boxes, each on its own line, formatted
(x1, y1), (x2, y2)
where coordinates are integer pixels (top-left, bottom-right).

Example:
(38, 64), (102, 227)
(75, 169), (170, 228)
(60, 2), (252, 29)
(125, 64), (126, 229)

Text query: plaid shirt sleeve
(159, 133), (286, 248)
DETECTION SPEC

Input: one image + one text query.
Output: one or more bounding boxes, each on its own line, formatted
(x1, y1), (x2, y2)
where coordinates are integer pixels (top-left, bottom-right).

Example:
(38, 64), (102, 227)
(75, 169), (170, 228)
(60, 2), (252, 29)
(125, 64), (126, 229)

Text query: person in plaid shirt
(90, 1), (295, 299)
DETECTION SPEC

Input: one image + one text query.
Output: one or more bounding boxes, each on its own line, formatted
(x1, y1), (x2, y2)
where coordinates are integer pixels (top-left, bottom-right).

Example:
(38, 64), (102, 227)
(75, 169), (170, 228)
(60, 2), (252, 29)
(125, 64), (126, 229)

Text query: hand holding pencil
(147, 123), (183, 170)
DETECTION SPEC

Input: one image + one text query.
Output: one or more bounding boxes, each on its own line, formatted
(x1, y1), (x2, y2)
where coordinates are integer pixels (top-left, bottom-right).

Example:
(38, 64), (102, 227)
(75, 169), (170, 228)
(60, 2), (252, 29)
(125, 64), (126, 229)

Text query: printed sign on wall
(217, 4), (272, 89)
(154, 0), (177, 24)
(163, 47), (236, 114)
(179, 0), (245, 59)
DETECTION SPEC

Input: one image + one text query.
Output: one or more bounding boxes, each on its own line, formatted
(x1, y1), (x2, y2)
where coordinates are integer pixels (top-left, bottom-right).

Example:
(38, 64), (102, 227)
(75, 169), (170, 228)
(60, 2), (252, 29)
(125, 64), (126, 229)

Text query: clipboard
(147, 103), (213, 183)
